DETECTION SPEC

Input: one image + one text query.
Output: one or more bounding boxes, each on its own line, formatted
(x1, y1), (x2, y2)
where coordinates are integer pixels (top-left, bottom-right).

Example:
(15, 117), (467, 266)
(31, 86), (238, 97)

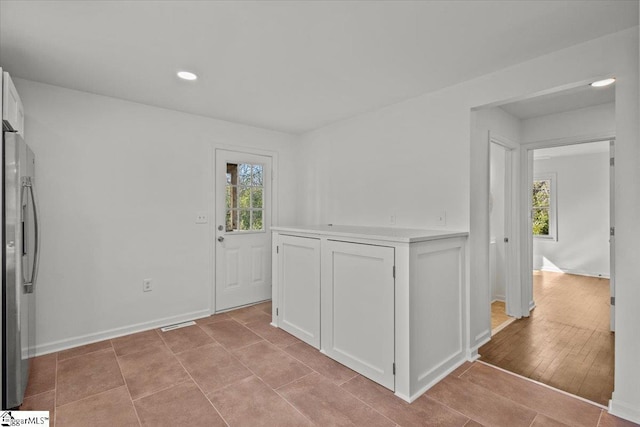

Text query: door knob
(217, 236), (225, 242)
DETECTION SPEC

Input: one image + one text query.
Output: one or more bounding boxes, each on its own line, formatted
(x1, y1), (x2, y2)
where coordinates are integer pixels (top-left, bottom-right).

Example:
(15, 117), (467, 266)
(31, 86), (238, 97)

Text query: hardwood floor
(490, 301), (514, 332)
(480, 271), (614, 406)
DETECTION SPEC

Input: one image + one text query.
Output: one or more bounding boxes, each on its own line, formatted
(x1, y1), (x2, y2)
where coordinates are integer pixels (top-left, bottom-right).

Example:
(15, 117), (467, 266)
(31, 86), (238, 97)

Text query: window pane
(238, 210), (251, 230)
(251, 188), (263, 209)
(532, 180), (550, 207)
(238, 163), (252, 185)
(226, 163), (238, 185)
(225, 209), (236, 232)
(251, 210), (263, 231)
(238, 187), (250, 209)
(252, 164), (263, 186)
(226, 186), (234, 209)
(532, 208), (549, 236)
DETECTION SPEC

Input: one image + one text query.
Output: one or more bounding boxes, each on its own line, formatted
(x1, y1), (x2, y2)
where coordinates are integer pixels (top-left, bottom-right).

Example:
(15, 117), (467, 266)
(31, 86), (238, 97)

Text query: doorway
(214, 149), (273, 312)
(489, 139), (517, 334)
(477, 82), (616, 406)
(483, 138), (616, 405)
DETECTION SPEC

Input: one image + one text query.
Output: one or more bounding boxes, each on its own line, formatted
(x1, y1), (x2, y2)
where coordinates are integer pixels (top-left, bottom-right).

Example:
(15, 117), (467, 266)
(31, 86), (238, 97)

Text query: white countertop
(271, 224), (468, 243)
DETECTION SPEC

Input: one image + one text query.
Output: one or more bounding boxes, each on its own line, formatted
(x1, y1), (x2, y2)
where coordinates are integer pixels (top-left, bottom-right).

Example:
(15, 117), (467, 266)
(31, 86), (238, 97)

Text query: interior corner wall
(296, 27), (639, 422)
(533, 152), (610, 277)
(14, 78), (297, 354)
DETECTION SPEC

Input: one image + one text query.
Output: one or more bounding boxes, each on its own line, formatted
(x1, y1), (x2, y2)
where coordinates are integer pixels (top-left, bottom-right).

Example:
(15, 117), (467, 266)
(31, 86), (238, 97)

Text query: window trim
(532, 172), (557, 241)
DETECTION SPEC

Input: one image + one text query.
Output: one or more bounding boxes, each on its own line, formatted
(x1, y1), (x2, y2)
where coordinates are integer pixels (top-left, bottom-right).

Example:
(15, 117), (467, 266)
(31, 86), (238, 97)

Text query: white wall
(14, 79), (297, 354)
(296, 27), (639, 421)
(533, 151), (610, 277)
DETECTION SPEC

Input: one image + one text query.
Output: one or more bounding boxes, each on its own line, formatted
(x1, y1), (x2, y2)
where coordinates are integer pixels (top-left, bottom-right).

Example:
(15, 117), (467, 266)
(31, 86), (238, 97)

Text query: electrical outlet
(436, 211), (446, 226)
(195, 212), (208, 224)
(143, 278), (153, 292)
(390, 215), (396, 225)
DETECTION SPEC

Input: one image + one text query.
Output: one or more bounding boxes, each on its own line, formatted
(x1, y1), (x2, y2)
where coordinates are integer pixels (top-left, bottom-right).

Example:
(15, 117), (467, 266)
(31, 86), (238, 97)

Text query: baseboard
(471, 330), (491, 355)
(538, 266), (610, 279)
(405, 355), (467, 403)
(491, 296), (505, 303)
(34, 309), (211, 357)
(609, 394), (640, 424)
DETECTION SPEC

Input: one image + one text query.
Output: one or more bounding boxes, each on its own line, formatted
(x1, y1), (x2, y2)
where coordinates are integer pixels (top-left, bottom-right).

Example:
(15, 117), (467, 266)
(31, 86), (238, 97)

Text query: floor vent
(160, 320), (196, 332)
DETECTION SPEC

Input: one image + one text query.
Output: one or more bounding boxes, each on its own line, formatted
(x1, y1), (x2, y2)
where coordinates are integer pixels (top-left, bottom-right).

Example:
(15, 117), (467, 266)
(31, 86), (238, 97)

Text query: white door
(215, 149), (272, 311)
(321, 240), (395, 390)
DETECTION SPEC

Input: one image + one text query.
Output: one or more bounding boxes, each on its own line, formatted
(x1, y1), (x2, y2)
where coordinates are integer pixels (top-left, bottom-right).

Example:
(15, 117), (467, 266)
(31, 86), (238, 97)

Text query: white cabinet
(322, 240), (395, 389)
(2, 72), (25, 136)
(272, 225), (469, 403)
(277, 234), (320, 348)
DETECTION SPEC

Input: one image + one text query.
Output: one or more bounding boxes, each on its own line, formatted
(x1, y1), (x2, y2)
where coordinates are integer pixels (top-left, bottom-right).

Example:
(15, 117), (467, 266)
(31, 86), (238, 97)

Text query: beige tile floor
(19, 301), (637, 427)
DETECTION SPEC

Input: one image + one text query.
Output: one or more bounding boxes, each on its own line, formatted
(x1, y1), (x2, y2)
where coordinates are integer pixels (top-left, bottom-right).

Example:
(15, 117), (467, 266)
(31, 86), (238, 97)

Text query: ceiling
(534, 140), (610, 159)
(0, 1), (637, 134)
(500, 84), (615, 120)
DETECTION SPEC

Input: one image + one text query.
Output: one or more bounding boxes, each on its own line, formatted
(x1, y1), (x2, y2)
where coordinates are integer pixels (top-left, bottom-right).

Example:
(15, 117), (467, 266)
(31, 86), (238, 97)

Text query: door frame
(489, 133), (522, 318)
(210, 144), (279, 314)
(518, 132), (615, 318)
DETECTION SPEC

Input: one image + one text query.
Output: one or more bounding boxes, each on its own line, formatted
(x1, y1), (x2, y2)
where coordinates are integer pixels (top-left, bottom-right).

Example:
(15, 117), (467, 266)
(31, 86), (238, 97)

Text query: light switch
(195, 212), (208, 224)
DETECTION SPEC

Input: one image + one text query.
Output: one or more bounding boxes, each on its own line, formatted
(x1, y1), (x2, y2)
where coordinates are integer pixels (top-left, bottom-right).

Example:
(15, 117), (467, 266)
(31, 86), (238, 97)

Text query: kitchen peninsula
(271, 224), (469, 402)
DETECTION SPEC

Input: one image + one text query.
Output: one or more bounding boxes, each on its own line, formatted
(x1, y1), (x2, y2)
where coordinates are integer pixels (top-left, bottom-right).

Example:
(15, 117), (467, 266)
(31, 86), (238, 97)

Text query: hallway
(480, 271), (613, 405)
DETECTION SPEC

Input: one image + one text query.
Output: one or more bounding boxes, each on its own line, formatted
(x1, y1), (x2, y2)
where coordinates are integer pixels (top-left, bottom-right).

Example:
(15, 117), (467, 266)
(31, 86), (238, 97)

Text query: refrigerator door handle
(21, 176), (39, 294)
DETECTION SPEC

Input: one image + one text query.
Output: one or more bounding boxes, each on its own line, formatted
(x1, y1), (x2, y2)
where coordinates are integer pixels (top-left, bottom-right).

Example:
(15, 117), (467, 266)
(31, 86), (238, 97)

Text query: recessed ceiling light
(177, 71), (197, 81)
(590, 78), (615, 87)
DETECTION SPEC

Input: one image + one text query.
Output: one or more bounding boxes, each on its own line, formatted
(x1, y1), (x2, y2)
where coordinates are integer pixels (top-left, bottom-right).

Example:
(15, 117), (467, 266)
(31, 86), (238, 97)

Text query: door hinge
(610, 227), (615, 237)
(610, 297), (615, 306)
(276, 308), (279, 316)
(392, 363), (396, 375)
(392, 266), (395, 279)
(610, 157), (615, 166)
(504, 237), (509, 243)
(276, 246), (279, 254)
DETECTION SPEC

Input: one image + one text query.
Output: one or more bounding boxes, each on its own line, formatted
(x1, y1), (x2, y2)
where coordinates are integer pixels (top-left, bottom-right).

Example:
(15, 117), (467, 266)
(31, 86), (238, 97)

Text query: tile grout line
(476, 360), (608, 409)
(111, 344), (143, 427)
(596, 409), (604, 427)
(259, 329), (396, 425)
(220, 338), (315, 425)
(334, 379), (407, 427)
(273, 371), (316, 391)
(422, 393), (478, 426)
(452, 362), (475, 378)
(425, 369), (533, 425)
(197, 317), (267, 352)
(271, 385), (318, 425)
(172, 352), (231, 427)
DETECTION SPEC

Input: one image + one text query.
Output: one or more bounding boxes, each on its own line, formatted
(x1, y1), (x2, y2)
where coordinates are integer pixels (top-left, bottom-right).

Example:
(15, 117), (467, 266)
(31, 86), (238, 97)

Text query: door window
(226, 163), (264, 232)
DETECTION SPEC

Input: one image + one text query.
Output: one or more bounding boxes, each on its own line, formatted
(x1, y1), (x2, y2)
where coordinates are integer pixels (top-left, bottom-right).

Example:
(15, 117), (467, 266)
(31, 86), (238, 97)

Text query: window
(532, 173), (556, 240)
(225, 162), (264, 232)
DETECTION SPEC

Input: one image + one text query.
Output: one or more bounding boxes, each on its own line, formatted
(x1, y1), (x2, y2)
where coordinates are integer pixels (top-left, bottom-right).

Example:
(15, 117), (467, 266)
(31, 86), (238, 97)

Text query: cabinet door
(322, 240), (395, 390)
(2, 72), (24, 136)
(278, 235), (321, 348)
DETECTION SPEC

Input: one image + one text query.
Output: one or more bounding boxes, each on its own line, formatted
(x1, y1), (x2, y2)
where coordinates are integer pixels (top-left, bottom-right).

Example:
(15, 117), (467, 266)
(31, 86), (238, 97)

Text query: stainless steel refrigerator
(2, 129), (39, 409)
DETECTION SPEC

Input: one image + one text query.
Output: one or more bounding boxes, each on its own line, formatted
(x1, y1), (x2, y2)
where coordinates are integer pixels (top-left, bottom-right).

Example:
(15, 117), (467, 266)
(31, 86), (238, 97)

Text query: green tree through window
(226, 163), (264, 232)
(532, 179), (550, 236)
